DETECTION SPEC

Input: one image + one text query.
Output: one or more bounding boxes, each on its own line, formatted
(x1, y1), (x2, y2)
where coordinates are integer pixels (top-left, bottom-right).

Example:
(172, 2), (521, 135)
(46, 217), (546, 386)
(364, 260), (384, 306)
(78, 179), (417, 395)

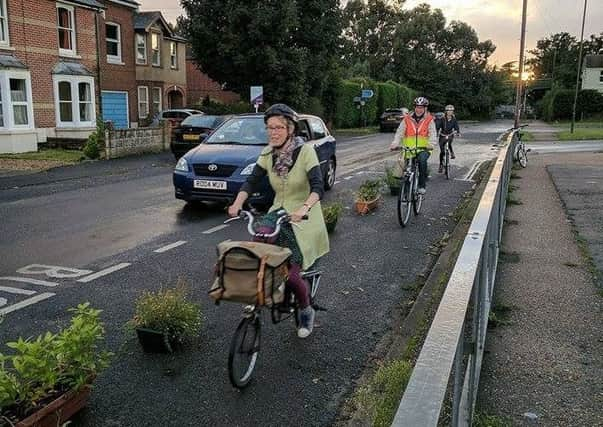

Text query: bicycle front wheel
(444, 150), (450, 180)
(397, 178), (412, 227)
(228, 315), (261, 389)
(518, 146), (528, 168)
(412, 173), (422, 215)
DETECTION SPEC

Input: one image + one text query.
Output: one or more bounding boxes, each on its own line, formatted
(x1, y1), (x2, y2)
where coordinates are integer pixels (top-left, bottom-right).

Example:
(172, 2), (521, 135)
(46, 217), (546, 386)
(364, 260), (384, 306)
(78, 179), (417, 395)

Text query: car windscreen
(205, 117), (267, 145)
(180, 115), (219, 128)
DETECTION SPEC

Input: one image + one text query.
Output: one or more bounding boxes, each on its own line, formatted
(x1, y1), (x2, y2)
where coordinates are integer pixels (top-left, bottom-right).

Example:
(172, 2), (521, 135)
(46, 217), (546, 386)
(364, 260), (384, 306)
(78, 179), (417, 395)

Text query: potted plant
(354, 179), (382, 215)
(131, 284), (202, 353)
(321, 201), (343, 233)
(0, 303), (111, 427)
(384, 166), (401, 196)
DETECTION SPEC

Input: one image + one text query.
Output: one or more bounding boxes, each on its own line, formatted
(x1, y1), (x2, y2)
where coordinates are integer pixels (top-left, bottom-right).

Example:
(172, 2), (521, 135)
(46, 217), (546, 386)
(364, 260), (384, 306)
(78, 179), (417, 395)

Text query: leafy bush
(377, 82), (399, 117)
(83, 119), (106, 159)
(355, 179), (382, 202)
(196, 96), (251, 115)
(384, 166), (401, 188)
(322, 201), (343, 223)
(334, 79), (362, 128)
(0, 303), (111, 420)
(131, 283), (202, 343)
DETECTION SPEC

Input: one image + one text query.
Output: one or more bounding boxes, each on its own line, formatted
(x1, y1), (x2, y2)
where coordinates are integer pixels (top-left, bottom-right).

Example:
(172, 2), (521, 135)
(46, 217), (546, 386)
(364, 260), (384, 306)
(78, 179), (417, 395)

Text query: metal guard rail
(392, 130), (517, 426)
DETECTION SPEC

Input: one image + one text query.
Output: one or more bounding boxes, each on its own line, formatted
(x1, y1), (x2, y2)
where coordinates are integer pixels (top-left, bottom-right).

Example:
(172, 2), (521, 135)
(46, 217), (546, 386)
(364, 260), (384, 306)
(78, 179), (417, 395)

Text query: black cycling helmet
(414, 96), (429, 106)
(264, 103), (299, 126)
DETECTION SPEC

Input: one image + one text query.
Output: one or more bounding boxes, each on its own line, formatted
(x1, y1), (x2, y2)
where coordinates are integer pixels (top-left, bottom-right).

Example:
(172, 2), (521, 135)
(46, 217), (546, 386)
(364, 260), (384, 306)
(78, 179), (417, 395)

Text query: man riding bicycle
(389, 97), (437, 194)
(227, 103), (329, 338)
(437, 104), (460, 173)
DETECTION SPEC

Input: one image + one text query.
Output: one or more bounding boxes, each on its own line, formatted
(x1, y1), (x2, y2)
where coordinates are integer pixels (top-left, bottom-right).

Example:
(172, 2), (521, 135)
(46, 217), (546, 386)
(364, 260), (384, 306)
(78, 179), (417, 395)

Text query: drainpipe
(95, 10), (103, 123)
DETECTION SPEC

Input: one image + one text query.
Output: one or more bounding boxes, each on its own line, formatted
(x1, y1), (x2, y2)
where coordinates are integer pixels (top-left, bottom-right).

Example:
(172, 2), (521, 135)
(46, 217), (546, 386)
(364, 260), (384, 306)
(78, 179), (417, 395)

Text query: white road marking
(0, 276), (59, 287)
(0, 293), (55, 315)
(344, 176), (353, 180)
(463, 161), (482, 181)
(355, 171), (364, 175)
(0, 286), (36, 295)
(77, 263), (131, 283)
(154, 240), (187, 253)
(334, 180), (341, 185)
(16, 264), (93, 279)
(203, 224), (229, 234)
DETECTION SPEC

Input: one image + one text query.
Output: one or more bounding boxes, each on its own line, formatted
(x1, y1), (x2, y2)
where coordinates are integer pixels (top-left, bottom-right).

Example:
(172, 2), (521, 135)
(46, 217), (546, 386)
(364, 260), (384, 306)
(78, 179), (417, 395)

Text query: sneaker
(438, 165), (443, 173)
(297, 306), (315, 338)
(418, 187), (426, 195)
(451, 154), (456, 159)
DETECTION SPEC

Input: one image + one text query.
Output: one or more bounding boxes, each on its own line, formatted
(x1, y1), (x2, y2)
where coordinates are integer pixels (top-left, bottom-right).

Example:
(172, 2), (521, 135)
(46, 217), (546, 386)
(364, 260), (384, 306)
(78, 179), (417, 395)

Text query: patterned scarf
(273, 137), (303, 177)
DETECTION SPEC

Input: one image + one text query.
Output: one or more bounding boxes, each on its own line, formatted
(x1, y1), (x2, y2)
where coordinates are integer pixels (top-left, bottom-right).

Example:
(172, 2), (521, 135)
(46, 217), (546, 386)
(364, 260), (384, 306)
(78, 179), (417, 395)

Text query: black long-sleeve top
(240, 145), (325, 199)
(437, 117), (460, 135)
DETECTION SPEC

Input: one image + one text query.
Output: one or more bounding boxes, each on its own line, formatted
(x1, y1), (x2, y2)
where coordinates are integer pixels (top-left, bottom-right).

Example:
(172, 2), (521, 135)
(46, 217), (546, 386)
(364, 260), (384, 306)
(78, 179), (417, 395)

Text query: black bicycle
(439, 133), (455, 179)
(223, 210), (323, 388)
(396, 147), (427, 227)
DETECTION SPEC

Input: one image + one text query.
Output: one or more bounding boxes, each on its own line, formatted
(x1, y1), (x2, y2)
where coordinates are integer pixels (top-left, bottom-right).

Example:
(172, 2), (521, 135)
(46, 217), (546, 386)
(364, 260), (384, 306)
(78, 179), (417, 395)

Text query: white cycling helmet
(445, 104), (455, 112)
(414, 96), (429, 106)
(401, 107), (409, 115)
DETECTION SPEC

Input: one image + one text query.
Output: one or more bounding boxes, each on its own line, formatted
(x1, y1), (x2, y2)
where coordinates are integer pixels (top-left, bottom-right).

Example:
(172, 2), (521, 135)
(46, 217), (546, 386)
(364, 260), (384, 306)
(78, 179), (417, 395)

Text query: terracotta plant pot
(136, 327), (175, 353)
(354, 196), (380, 215)
(16, 386), (91, 427)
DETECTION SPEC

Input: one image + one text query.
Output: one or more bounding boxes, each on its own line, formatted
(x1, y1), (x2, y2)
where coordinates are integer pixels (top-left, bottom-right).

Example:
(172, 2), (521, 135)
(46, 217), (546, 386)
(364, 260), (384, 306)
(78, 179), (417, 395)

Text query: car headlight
(240, 162), (256, 175)
(175, 157), (189, 172)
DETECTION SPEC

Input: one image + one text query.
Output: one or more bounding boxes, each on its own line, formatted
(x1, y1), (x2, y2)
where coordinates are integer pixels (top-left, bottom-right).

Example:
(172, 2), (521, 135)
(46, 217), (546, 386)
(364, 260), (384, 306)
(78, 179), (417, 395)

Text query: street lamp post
(514, 0), (528, 129)
(571, 0), (588, 134)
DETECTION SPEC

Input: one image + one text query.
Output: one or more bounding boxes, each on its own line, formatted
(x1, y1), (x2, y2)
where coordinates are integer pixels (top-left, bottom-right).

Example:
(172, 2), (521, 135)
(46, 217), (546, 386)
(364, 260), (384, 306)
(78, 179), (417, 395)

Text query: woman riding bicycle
(227, 103), (329, 339)
(437, 105), (460, 173)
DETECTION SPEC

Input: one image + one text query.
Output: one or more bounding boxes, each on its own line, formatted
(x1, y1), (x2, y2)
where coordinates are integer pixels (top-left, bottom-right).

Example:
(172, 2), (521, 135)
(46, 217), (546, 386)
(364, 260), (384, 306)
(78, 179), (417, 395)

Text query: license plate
(388, 117), (398, 121)
(194, 180), (227, 190)
(183, 134), (199, 141)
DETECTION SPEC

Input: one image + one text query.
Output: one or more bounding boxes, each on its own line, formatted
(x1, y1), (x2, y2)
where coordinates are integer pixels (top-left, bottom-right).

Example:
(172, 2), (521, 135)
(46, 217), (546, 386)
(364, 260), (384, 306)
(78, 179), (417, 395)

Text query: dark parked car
(170, 114), (232, 159)
(379, 108), (407, 132)
(173, 113), (337, 206)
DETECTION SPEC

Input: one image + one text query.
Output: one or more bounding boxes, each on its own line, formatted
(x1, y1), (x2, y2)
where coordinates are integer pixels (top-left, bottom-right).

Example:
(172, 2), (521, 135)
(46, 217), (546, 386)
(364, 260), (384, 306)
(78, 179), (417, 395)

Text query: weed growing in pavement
(510, 172), (522, 180)
(506, 195), (522, 205)
(563, 261), (580, 268)
(472, 411), (513, 427)
(503, 218), (519, 226)
(499, 251), (520, 263)
(488, 303), (514, 328)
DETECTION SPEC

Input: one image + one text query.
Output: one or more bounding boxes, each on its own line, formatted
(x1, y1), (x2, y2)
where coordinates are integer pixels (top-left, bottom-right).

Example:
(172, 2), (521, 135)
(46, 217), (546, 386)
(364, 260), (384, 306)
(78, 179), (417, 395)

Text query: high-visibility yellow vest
(402, 113), (433, 150)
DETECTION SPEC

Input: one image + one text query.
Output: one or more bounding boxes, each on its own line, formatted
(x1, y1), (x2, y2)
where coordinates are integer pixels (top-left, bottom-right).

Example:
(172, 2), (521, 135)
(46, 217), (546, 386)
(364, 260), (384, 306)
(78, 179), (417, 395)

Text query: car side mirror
(199, 133), (209, 141)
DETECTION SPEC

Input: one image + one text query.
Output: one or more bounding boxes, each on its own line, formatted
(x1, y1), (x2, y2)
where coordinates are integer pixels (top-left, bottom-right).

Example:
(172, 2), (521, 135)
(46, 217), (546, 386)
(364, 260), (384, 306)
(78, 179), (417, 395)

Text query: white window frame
(152, 87), (162, 114)
(138, 86), (149, 119)
(53, 75), (96, 128)
(151, 33), (160, 66)
(0, 70), (34, 130)
(136, 33), (147, 64)
(106, 22), (122, 64)
(170, 42), (177, 69)
(0, 0), (10, 47)
(56, 3), (77, 57)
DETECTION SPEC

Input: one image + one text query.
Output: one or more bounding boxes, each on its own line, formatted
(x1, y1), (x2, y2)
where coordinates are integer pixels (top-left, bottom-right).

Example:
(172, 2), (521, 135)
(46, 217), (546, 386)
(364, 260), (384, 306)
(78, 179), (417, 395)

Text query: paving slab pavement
(477, 152), (603, 426)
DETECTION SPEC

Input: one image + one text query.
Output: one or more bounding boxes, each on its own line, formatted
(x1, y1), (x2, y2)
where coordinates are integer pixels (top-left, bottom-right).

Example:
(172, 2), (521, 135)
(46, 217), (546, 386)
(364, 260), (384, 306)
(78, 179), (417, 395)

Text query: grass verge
(0, 148), (84, 163)
(520, 131), (535, 141)
(558, 128), (603, 141)
(332, 126), (380, 136)
(472, 411), (513, 427)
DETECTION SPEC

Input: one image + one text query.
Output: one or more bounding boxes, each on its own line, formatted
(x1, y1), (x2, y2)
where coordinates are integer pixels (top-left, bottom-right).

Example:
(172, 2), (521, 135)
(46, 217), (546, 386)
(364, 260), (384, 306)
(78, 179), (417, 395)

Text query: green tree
(179, 0), (341, 109)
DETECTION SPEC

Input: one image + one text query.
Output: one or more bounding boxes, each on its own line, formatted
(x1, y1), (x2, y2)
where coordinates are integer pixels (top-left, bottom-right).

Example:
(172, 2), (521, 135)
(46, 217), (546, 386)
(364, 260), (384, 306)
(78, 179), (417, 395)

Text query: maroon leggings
(287, 263), (310, 309)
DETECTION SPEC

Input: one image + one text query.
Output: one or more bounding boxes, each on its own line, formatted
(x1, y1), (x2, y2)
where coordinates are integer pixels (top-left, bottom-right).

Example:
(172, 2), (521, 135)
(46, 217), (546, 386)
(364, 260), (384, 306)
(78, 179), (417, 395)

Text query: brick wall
(2, 0), (99, 130)
(104, 124), (169, 159)
(98, 1), (138, 124)
(186, 59), (240, 105)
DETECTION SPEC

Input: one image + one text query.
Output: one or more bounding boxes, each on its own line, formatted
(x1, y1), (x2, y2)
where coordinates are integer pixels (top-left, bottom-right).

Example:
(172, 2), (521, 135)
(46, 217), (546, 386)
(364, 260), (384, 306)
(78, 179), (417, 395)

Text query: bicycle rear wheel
(228, 315), (261, 389)
(444, 150), (450, 180)
(397, 178), (412, 227)
(518, 146), (528, 168)
(412, 173), (422, 215)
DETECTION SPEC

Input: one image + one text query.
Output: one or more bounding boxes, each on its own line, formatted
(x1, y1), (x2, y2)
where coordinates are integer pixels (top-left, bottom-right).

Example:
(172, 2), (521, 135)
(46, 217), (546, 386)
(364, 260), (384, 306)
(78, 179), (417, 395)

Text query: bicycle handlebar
(224, 209), (306, 239)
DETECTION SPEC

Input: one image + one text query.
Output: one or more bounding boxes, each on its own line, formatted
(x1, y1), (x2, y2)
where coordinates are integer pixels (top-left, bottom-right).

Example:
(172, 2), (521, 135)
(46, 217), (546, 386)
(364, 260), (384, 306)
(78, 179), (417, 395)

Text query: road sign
(361, 89), (374, 99)
(353, 96), (361, 103)
(250, 86), (263, 106)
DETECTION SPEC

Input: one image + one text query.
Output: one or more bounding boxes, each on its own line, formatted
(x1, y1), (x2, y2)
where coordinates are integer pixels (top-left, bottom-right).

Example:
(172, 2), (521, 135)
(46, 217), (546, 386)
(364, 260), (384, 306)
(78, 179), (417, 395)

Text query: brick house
(186, 46), (240, 106)
(581, 53), (603, 94)
(134, 11), (186, 125)
(97, 0), (138, 129)
(0, 0), (103, 153)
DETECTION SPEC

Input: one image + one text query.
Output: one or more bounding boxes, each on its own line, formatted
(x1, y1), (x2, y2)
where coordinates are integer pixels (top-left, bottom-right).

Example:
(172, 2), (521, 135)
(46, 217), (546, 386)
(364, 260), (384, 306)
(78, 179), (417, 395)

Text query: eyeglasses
(265, 125), (287, 132)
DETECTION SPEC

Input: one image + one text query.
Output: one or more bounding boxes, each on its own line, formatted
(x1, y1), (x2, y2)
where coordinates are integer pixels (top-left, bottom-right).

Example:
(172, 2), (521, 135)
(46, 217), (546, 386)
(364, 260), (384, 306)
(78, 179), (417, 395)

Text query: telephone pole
(514, 0), (528, 129)
(571, 0), (588, 133)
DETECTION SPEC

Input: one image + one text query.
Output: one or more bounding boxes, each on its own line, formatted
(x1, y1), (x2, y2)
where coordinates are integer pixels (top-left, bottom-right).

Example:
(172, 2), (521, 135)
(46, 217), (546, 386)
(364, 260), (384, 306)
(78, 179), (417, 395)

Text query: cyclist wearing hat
(228, 103), (329, 338)
(389, 97), (437, 194)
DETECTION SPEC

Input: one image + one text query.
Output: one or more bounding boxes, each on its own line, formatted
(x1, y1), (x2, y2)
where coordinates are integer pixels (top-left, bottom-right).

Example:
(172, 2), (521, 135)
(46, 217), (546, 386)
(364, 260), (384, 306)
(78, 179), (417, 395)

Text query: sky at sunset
(138, 0), (603, 66)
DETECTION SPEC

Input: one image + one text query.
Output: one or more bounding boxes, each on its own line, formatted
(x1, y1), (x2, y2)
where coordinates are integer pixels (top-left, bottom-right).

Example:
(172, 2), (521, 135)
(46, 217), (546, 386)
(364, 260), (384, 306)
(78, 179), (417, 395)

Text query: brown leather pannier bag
(209, 241), (291, 306)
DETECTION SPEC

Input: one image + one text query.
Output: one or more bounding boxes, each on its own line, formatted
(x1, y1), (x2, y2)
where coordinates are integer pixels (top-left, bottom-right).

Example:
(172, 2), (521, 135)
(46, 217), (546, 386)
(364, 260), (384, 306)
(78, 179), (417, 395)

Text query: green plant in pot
(131, 282), (202, 353)
(354, 179), (382, 215)
(0, 303), (111, 426)
(384, 166), (401, 195)
(321, 201), (343, 233)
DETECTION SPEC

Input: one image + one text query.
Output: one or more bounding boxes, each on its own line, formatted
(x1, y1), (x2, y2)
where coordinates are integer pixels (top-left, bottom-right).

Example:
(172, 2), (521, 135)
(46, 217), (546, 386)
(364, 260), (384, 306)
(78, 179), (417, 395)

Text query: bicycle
(512, 124), (530, 168)
(396, 147), (428, 227)
(222, 209), (323, 389)
(439, 132), (457, 180)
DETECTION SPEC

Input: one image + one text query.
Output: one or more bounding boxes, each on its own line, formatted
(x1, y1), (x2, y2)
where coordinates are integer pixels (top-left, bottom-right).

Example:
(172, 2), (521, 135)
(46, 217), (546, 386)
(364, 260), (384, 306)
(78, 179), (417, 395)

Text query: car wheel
(324, 158), (336, 191)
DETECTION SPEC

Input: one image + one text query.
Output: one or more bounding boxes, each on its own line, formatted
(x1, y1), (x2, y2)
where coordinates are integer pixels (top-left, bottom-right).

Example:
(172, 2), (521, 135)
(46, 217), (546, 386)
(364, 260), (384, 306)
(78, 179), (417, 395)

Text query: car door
(306, 117), (335, 175)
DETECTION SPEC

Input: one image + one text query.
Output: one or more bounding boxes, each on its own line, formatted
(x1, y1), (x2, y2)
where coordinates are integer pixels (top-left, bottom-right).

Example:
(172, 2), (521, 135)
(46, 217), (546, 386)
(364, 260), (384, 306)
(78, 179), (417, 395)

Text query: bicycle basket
(209, 240), (291, 307)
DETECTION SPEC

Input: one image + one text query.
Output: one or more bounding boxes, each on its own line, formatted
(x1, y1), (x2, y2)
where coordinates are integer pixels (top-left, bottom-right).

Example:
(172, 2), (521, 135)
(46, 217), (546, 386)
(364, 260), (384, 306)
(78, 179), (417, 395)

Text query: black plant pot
(325, 219), (338, 233)
(136, 327), (174, 353)
(389, 186), (400, 196)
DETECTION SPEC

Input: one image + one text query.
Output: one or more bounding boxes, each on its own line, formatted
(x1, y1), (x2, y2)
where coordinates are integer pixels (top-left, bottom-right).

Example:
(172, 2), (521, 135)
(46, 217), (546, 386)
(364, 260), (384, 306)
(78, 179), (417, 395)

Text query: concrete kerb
(336, 159), (494, 426)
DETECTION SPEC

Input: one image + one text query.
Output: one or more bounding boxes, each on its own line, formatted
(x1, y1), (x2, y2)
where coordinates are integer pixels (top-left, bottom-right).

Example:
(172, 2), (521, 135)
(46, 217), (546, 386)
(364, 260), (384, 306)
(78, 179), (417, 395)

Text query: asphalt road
(0, 123), (500, 426)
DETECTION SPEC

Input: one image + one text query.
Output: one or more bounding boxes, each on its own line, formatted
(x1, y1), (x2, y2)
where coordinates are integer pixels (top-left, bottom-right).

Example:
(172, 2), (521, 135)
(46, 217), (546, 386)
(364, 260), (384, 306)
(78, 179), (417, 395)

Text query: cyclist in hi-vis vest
(389, 97), (437, 194)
